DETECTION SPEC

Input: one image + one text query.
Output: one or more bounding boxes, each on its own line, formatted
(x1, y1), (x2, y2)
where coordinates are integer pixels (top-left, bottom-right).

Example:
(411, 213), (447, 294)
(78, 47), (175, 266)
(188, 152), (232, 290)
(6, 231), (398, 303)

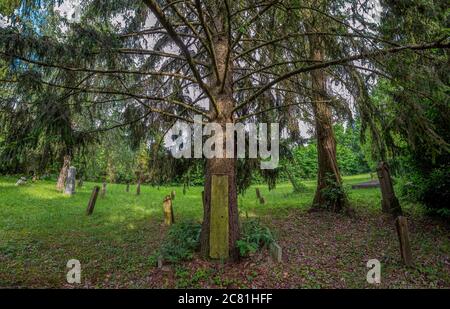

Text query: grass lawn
(0, 174), (449, 288)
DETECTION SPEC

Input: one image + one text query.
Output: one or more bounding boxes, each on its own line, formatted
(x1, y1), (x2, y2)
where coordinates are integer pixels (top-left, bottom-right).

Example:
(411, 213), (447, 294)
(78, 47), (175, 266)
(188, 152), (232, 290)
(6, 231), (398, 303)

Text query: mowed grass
(0, 174), (448, 288)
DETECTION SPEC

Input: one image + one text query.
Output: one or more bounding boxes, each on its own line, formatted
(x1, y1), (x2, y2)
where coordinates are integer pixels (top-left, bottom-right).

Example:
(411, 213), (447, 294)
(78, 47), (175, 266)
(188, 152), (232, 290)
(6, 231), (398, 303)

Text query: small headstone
(395, 216), (413, 267)
(86, 186), (100, 215)
(157, 256), (163, 269)
(162, 195), (174, 225)
(32, 175), (38, 182)
(136, 179), (141, 195)
(15, 177), (27, 186)
(171, 190), (176, 200)
(126, 182), (130, 192)
(77, 178), (83, 188)
(377, 161), (402, 216)
(64, 167), (76, 195)
(269, 242), (282, 263)
(255, 188), (261, 199)
(101, 182), (106, 197)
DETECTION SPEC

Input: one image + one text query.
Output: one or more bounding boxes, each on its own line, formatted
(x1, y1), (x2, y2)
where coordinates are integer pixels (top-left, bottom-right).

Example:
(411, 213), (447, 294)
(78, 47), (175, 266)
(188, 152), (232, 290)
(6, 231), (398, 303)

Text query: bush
(398, 165), (450, 218)
(154, 221), (202, 264)
(318, 173), (348, 210)
(236, 219), (274, 257)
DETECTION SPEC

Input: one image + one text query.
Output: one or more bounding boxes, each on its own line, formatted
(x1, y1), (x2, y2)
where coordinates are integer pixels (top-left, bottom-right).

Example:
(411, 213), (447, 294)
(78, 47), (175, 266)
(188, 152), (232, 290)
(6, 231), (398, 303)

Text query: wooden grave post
(162, 195), (174, 225)
(255, 188), (261, 199)
(136, 178), (141, 195)
(86, 186), (100, 215)
(101, 182), (106, 197)
(395, 216), (413, 267)
(210, 175), (229, 259)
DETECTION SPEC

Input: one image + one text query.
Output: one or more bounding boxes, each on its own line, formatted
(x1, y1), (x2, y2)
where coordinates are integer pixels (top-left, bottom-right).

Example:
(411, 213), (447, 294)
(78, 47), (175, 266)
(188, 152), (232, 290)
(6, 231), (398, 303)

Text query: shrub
(318, 173), (348, 210)
(398, 165), (450, 219)
(154, 221), (202, 264)
(236, 219), (274, 257)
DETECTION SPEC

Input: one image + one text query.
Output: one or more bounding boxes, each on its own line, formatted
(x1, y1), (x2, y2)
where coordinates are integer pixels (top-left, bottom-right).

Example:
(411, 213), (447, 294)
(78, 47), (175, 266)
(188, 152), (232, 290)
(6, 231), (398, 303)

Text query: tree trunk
(56, 154), (71, 192)
(308, 29), (348, 212)
(200, 145), (239, 261)
(200, 32), (239, 261)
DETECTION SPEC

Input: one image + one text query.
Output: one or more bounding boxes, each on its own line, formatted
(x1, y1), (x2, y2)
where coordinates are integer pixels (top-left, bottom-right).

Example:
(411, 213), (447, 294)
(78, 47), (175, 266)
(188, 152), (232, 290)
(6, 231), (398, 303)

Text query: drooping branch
(142, 0), (218, 114)
(1, 52), (198, 82)
(233, 40), (450, 113)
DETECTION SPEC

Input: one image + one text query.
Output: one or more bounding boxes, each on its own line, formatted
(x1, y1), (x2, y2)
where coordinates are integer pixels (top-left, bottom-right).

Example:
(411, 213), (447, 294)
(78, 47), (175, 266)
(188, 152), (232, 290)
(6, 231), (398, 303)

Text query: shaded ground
(0, 175), (449, 288)
(140, 209), (449, 289)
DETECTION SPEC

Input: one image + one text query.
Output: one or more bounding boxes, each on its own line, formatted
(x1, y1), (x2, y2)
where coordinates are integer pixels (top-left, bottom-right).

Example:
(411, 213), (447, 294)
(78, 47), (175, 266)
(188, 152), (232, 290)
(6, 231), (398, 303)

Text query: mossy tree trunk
(200, 33), (240, 261)
(308, 28), (348, 212)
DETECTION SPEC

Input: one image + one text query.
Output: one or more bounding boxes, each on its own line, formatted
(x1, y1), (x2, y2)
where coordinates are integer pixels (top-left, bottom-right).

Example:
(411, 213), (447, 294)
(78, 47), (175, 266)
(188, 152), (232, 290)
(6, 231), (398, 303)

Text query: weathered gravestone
(210, 175), (229, 259)
(395, 216), (413, 267)
(171, 190), (176, 200)
(15, 177), (27, 186)
(269, 242), (282, 263)
(86, 186), (100, 215)
(136, 179), (141, 195)
(162, 195), (174, 225)
(101, 182), (107, 197)
(255, 188), (261, 199)
(256, 188), (265, 204)
(64, 167), (76, 195)
(377, 161), (402, 216)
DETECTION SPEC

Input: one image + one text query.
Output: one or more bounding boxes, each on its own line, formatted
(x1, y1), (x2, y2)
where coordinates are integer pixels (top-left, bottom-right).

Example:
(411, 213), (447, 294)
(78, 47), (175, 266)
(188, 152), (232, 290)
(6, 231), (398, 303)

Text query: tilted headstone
(395, 216), (413, 267)
(86, 186), (100, 215)
(377, 161), (402, 216)
(256, 188), (265, 204)
(64, 167), (76, 195)
(15, 177), (27, 186)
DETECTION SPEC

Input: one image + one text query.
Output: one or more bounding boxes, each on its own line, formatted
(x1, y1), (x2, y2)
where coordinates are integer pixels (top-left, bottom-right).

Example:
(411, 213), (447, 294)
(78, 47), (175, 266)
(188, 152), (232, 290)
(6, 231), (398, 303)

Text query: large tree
(1, 0), (448, 260)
